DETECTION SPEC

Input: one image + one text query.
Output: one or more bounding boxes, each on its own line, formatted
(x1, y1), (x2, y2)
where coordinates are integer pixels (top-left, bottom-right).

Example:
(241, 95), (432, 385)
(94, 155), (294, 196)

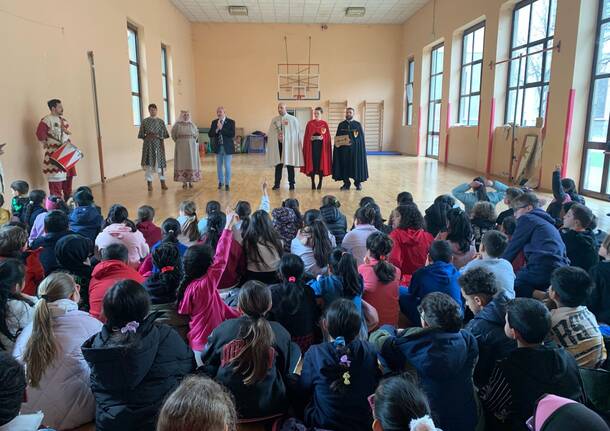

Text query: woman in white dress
(172, 110), (200, 189)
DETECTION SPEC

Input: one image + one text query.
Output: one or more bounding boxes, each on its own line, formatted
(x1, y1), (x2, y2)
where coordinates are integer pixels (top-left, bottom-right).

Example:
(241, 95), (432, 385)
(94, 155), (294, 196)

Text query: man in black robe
(332, 107), (369, 190)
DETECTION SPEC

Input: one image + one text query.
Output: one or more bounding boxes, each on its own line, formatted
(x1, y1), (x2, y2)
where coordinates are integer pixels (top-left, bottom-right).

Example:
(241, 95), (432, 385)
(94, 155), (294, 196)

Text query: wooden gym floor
(89, 154), (610, 232)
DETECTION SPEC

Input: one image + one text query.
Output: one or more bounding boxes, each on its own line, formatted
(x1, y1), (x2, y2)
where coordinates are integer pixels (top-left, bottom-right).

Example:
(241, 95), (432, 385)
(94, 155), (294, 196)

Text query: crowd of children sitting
(0, 167), (609, 431)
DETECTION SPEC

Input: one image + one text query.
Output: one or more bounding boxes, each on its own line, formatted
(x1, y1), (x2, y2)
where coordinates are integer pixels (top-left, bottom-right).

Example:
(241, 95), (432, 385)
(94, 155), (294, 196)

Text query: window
(426, 43), (444, 158)
(459, 22), (485, 126)
(127, 24), (143, 126)
(580, 0), (610, 199)
(405, 58), (415, 125)
(161, 45), (171, 124)
(505, 0), (557, 126)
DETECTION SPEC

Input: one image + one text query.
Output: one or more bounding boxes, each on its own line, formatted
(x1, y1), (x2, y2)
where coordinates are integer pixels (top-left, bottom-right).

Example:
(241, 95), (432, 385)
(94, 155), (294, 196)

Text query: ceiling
(170, 0), (429, 24)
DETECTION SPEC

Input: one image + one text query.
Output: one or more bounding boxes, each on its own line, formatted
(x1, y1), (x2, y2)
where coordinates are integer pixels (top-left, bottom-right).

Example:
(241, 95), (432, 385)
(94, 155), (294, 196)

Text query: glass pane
(427, 135), (434, 155)
(407, 105), (413, 125)
(509, 48), (526, 87)
(432, 46), (444, 74)
(435, 74), (443, 101)
(544, 40), (553, 82)
(409, 61), (415, 82)
(129, 64), (139, 92)
(597, 23), (610, 75)
(132, 95), (141, 126)
(432, 135), (440, 157)
(588, 78), (610, 142)
(507, 89), (523, 125)
(471, 63), (482, 93)
(530, 0), (550, 42)
(583, 149), (605, 192)
(128, 29), (138, 63)
(164, 100), (170, 124)
(459, 96), (469, 124)
(161, 48), (167, 73)
(606, 162), (610, 194)
(548, 0), (557, 36)
(162, 77), (168, 99)
(526, 44), (544, 83)
(540, 85), (549, 121)
(433, 102), (442, 132)
(431, 50), (438, 75)
(469, 95), (480, 125)
(461, 65), (471, 96)
(406, 83), (413, 103)
(513, 4), (531, 47)
(604, 0), (610, 20)
(463, 31), (473, 64)
(428, 104), (435, 130)
(473, 27), (485, 61)
(523, 86), (542, 126)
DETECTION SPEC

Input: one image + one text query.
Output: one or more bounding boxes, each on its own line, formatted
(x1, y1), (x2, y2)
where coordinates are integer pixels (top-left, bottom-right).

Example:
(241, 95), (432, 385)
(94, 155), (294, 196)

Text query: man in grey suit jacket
(208, 106), (236, 191)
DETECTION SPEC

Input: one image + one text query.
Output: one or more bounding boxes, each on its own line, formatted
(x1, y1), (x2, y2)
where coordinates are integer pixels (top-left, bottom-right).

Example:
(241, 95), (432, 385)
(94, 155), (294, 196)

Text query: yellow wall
(191, 23), (403, 150)
(0, 0), (196, 188)
(396, 0), (593, 189)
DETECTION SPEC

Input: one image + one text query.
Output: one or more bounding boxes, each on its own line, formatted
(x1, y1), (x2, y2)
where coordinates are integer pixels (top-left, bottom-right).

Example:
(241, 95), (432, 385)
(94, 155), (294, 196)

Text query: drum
(49, 142), (83, 171)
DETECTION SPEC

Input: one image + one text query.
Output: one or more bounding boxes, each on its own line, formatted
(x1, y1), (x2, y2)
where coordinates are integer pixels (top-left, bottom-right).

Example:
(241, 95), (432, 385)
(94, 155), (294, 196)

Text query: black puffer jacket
(81, 313), (194, 431)
(319, 205), (347, 245)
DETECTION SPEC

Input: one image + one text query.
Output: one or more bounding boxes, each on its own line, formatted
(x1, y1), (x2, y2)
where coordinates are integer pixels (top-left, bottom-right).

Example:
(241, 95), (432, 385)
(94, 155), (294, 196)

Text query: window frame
(128, 23), (143, 126)
(405, 58), (415, 126)
(426, 43), (444, 158)
(161, 44), (171, 125)
(458, 21), (485, 126)
(504, 0), (557, 126)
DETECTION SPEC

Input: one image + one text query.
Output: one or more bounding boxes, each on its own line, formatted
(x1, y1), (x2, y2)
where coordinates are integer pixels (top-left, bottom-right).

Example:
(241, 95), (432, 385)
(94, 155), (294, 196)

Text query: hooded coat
(320, 204), (348, 246)
(95, 223), (149, 269)
(54, 234), (94, 311)
(69, 206), (103, 242)
(560, 228), (599, 272)
(81, 313), (194, 431)
(389, 227), (434, 285)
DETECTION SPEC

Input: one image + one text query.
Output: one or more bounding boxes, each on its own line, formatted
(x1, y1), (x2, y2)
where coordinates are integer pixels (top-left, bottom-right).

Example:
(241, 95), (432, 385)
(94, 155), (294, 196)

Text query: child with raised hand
(200, 280), (301, 420)
(360, 231), (401, 327)
(548, 266), (606, 368)
(135, 205), (162, 248)
(268, 254), (319, 353)
(157, 375), (237, 431)
(547, 165), (586, 226)
(372, 375), (442, 431)
(82, 280), (194, 431)
(298, 299), (380, 431)
(560, 203), (599, 271)
(452, 176), (508, 215)
(177, 211), (241, 361)
(13, 272), (102, 430)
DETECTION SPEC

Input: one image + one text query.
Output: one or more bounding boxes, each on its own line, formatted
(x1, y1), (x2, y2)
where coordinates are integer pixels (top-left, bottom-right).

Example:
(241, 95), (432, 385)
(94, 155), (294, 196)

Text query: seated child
(436, 207), (476, 269)
(480, 298), (585, 430)
(470, 201), (497, 251)
(529, 394), (609, 431)
(30, 210), (72, 275)
(54, 234), (94, 311)
(500, 215), (526, 273)
(0, 259), (35, 353)
(372, 292), (479, 431)
(461, 230), (516, 298)
(96, 204), (149, 268)
(136, 205), (162, 248)
(69, 189), (103, 242)
(29, 195), (69, 244)
(452, 176), (508, 215)
(396, 191), (414, 206)
(399, 240), (461, 326)
(157, 375), (237, 431)
(0, 225), (44, 296)
(201, 281), (300, 420)
(268, 254), (319, 353)
(560, 203), (599, 271)
(139, 218), (188, 275)
(496, 187), (523, 227)
(460, 268), (516, 387)
(21, 189), (46, 232)
(0, 194), (11, 226)
(198, 200), (221, 236)
(588, 234), (610, 324)
(547, 166), (585, 226)
(320, 195), (348, 246)
(299, 299), (380, 431)
(9, 180), (29, 222)
(548, 266), (606, 368)
(177, 200), (200, 246)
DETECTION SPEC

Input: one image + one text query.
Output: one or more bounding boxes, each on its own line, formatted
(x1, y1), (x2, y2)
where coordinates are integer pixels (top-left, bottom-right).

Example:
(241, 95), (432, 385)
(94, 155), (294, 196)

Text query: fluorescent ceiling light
(345, 7), (365, 17)
(228, 5), (248, 16)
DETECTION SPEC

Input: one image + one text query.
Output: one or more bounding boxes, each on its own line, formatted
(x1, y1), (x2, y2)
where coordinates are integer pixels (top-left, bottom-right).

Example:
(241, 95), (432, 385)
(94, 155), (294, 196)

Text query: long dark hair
(242, 210), (284, 266)
(103, 280), (151, 346)
(232, 281), (274, 385)
(425, 197), (453, 237)
(323, 299), (362, 393)
(104, 204), (137, 232)
(393, 204), (424, 230)
(366, 232), (396, 283)
(283, 199), (302, 227)
(180, 201), (199, 243)
(161, 218), (181, 244)
(473, 176), (490, 202)
(203, 212), (226, 252)
(0, 259), (31, 350)
(150, 242), (182, 294)
(275, 254), (306, 318)
(373, 375), (433, 431)
(303, 219), (333, 268)
(235, 201), (251, 233)
(176, 244), (214, 305)
(22, 189), (46, 229)
(329, 249), (362, 299)
(446, 208), (473, 253)
(354, 206), (376, 225)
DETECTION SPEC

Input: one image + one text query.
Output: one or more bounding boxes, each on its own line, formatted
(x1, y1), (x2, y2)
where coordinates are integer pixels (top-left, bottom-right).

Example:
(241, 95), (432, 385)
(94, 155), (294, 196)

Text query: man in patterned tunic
(36, 99), (76, 199)
(138, 103), (169, 191)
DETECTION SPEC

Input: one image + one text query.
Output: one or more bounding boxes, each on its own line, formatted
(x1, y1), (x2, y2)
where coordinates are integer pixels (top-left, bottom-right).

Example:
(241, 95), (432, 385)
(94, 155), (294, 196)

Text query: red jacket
(300, 119), (332, 176)
(136, 221), (162, 249)
(89, 260), (145, 321)
(389, 228), (434, 285)
(0, 250), (44, 296)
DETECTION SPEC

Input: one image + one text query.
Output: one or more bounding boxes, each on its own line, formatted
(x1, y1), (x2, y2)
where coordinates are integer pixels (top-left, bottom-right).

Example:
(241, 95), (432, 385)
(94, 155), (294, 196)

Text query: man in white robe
(267, 103), (302, 190)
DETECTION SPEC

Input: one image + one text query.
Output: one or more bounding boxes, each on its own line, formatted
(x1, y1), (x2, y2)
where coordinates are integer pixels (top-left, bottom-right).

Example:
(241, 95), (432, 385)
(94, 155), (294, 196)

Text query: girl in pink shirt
(177, 212), (241, 361)
(360, 232), (401, 328)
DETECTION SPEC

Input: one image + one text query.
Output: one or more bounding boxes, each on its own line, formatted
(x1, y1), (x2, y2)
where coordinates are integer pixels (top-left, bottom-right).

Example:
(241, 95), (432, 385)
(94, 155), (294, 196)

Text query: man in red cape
(301, 106), (332, 190)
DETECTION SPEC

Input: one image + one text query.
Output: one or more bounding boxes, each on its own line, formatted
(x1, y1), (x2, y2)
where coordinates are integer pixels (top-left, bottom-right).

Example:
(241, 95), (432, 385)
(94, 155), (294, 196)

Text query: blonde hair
(472, 201), (496, 222)
(179, 200), (199, 242)
(23, 273), (76, 387)
(157, 375), (236, 431)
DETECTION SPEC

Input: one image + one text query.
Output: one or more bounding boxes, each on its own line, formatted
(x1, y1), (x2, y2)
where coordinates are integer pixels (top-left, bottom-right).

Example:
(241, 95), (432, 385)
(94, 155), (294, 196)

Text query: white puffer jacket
(13, 299), (102, 430)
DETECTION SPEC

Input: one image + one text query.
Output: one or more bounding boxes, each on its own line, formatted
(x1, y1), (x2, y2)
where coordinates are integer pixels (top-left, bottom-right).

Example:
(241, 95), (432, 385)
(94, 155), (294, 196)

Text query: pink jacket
(178, 229), (240, 351)
(95, 223), (149, 268)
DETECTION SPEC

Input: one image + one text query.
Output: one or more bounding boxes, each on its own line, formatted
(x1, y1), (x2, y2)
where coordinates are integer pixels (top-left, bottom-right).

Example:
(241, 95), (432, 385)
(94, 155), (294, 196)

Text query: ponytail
(366, 232), (396, 283)
(151, 242), (182, 291)
(22, 189), (46, 229)
(161, 218), (181, 244)
(276, 254), (306, 318)
(179, 201), (199, 242)
(105, 204), (137, 232)
(329, 249), (362, 299)
(232, 281), (274, 385)
(23, 273), (76, 387)
(176, 244), (214, 305)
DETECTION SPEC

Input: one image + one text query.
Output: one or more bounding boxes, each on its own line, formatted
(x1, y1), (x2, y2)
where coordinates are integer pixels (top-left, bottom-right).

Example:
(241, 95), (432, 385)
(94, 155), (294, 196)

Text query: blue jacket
(452, 180), (508, 214)
(376, 327), (479, 431)
(464, 291), (517, 387)
(502, 208), (569, 280)
(401, 261), (461, 325)
(69, 206), (103, 242)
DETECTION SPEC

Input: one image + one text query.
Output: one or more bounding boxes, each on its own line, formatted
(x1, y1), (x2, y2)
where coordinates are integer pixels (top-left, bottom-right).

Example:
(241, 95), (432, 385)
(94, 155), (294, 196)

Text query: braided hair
(203, 212), (227, 252)
(150, 242), (182, 297)
(366, 232), (396, 283)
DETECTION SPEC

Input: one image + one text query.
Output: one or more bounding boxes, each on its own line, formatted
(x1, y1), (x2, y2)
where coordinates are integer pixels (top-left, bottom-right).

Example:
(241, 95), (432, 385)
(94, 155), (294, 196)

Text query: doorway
(426, 43), (444, 158)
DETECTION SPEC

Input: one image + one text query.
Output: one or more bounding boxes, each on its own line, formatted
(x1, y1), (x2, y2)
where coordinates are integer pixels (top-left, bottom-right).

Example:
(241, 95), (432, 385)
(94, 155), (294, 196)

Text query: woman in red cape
(301, 107), (332, 190)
